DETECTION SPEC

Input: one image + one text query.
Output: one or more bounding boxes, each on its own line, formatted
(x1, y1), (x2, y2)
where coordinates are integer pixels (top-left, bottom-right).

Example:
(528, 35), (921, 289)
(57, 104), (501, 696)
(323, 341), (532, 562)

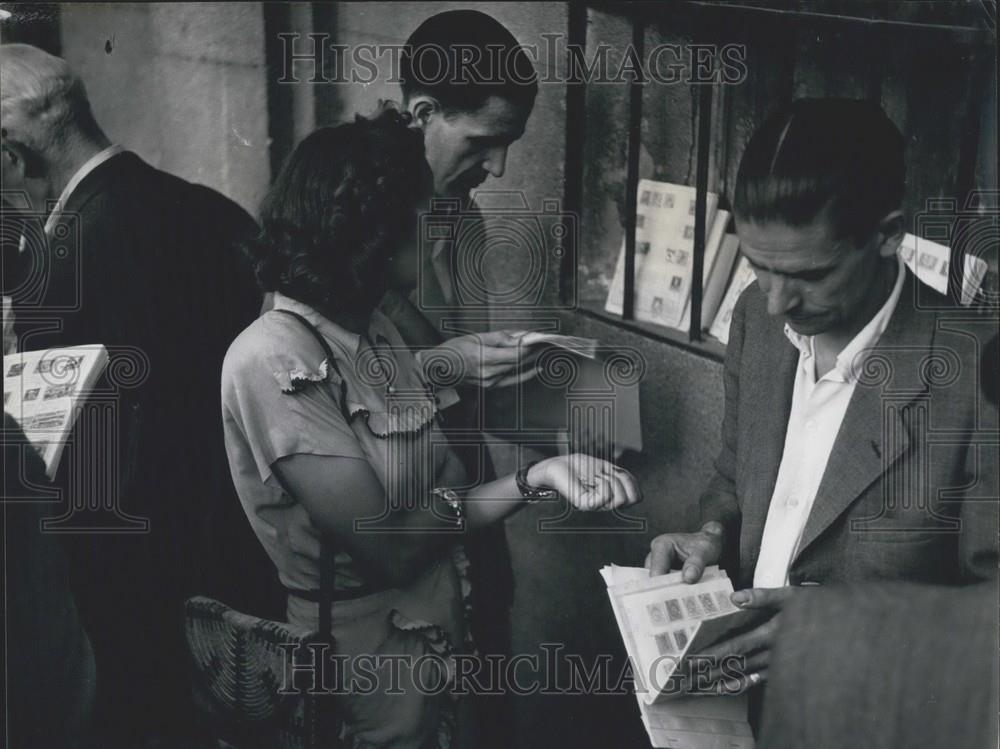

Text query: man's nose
(763, 274), (800, 316)
(483, 146), (507, 178)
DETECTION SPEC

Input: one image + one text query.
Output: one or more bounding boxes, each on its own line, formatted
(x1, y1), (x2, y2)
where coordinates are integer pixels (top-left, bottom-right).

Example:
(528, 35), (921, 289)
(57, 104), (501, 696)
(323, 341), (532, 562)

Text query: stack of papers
(601, 564), (757, 748)
(3, 344), (109, 478)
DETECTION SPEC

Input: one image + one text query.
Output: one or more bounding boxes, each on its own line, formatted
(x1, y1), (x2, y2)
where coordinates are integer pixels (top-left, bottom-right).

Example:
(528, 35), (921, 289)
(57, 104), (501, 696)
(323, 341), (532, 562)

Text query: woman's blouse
(221, 292), (464, 594)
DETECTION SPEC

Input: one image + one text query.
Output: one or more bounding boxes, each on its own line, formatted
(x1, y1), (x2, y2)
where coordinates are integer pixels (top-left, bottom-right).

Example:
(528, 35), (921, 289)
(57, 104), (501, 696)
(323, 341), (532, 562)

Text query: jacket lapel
(739, 314), (798, 580)
(795, 271), (933, 558)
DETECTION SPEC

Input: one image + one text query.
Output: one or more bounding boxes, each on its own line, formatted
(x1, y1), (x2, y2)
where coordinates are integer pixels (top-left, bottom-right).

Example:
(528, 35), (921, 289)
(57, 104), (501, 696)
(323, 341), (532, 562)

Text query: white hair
(0, 43), (102, 154)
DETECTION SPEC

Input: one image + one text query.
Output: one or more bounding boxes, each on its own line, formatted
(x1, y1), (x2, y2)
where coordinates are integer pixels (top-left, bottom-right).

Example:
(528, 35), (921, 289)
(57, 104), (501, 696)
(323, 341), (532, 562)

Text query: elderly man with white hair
(1, 43), (269, 746)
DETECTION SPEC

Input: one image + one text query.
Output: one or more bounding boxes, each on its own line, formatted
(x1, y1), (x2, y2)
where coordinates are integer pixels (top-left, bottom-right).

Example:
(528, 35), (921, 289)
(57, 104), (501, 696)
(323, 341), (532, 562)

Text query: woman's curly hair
(246, 104), (429, 315)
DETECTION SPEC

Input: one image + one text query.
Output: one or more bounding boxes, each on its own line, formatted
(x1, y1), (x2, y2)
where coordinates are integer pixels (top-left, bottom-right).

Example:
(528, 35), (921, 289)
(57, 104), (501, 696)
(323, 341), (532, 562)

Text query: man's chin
(445, 176), (486, 198)
(784, 315), (830, 336)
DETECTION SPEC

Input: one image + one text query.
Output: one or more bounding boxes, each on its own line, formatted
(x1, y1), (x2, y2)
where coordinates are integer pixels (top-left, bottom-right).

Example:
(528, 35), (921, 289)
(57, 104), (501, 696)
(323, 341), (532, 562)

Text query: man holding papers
(647, 99), (998, 691)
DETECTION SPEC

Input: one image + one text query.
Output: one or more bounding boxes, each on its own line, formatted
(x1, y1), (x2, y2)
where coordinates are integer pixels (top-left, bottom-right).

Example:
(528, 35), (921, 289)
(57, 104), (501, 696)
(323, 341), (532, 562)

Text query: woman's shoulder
(222, 311), (331, 396)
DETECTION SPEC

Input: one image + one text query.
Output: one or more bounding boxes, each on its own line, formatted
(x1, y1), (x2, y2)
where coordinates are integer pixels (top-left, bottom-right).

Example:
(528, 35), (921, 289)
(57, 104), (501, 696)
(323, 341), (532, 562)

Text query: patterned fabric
(185, 596), (324, 749)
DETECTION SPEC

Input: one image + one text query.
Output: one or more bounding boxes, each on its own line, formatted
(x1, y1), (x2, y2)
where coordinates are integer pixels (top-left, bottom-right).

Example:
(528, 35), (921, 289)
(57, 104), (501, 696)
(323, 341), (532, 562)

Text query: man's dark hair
(734, 98), (905, 243)
(401, 10), (538, 114)
(247, 105), (429, 316)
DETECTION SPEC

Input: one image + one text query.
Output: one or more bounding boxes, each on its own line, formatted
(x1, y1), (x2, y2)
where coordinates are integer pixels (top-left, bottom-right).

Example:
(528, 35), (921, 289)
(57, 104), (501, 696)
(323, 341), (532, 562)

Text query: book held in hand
(601, 563), (757, 748)
(3, 344), (109, 479)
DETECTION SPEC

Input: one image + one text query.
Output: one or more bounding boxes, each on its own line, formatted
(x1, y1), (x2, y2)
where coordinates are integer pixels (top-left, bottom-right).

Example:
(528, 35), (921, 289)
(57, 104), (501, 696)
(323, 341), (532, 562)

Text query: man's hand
(697, 585), (800, 693)
(529, 454), (642, 512)
(645, 522), (725, 581)
(423, 330), (535, 389)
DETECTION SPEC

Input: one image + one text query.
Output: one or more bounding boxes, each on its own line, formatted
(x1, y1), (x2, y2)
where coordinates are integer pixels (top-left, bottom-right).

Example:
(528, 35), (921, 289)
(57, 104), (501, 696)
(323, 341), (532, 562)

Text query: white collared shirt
(752, 256), (906, 588)
(42, 144), (125, 237)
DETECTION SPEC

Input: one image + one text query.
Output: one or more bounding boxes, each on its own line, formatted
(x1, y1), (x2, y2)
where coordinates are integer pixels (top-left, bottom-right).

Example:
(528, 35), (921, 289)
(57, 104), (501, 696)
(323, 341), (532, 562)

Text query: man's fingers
(731, 585), (794, 610)
(479, 346), (524, 367)
(498, 329), (532, 345)
(476, 330), (528, 347)
(741, 650), (770, 675)
(701, 650), (770, 686)
(716, 669), (767, 696)
(491, 365), (538, 389)
(648, 536), (679, 575)
(701, 617), (778, 660)
(682, 552), (708, 584)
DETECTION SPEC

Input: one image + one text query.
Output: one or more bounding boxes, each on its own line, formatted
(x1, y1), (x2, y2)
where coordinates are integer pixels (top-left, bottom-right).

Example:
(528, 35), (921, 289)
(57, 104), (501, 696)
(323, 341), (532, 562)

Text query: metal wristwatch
(516, 461), (559, 502)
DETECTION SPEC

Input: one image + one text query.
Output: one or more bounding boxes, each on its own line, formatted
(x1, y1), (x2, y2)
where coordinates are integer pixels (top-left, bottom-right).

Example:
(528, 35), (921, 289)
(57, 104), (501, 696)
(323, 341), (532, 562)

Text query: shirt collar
(271, 292), (395, 357)
(783, 255), (906, 383)
(43, 145), (125, 236)
(270, 292), (440, 436)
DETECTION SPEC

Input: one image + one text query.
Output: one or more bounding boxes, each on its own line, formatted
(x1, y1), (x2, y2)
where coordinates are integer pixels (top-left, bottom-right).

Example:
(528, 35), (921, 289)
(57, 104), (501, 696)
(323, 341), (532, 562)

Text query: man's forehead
(464, 95), (529, 136)
(737, 218), (848, 266)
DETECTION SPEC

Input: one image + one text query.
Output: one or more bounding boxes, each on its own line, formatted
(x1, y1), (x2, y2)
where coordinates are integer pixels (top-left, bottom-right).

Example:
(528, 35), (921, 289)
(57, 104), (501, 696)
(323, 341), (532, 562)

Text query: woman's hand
(528, 454), (642, 511)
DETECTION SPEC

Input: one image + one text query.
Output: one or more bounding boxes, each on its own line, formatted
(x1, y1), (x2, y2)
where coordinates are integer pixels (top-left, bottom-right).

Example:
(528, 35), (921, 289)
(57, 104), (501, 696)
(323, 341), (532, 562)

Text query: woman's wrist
(515, 460), (559, 503)
(525, 459), (552, 491)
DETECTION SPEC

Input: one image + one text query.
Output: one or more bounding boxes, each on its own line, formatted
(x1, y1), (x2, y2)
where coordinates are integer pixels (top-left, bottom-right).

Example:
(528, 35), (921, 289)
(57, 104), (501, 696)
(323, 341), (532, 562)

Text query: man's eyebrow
(468, 129), (524, 143)
(787, 265), (836, 278)
(744, 256), (837, 277)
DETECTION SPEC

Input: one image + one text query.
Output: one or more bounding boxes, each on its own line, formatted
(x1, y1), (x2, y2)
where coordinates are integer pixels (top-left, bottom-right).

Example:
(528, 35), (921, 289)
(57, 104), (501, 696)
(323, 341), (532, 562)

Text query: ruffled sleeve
(221, 314), (366, 484)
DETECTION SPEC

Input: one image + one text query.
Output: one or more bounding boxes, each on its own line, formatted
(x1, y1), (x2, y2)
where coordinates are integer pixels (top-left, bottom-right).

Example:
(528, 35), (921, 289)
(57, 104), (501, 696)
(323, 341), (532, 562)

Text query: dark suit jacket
(10, 152), (269, 741)
(3, 413), (96, 748)
(759, 582), (999, 749)
(701, 270), (998, 588)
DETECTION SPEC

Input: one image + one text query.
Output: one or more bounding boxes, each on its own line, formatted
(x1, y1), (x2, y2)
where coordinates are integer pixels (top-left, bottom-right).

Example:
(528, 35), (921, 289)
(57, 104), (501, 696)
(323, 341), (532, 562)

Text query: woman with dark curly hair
(221, 107), (640, 747)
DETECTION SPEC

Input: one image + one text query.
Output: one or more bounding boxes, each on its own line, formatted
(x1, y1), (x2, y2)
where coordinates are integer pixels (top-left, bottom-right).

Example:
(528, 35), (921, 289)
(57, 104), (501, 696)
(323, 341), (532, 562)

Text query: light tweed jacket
(701, 269), (998, 588)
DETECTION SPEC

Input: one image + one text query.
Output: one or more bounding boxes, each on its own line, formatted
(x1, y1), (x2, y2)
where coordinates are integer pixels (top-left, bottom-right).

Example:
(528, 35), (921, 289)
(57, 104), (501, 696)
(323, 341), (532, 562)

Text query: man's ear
(407, 95), (441, 130)
(0, 137), (29, 185)
(875, 209), (905, 258)
(1, 140), (23, 170)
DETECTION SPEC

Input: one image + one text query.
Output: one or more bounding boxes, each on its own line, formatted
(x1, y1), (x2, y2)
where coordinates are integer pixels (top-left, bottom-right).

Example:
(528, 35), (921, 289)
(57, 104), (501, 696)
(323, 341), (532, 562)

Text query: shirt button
(805, 419), (816, 430)
(787, 497), (800, 508)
